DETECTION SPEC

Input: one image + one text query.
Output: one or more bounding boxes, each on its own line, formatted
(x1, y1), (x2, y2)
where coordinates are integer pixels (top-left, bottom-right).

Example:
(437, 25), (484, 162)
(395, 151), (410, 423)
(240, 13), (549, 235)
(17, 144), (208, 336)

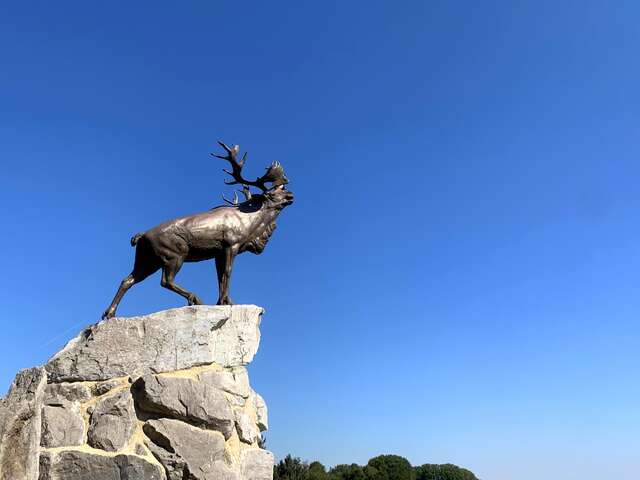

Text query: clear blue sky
(1, 2), (639, 479)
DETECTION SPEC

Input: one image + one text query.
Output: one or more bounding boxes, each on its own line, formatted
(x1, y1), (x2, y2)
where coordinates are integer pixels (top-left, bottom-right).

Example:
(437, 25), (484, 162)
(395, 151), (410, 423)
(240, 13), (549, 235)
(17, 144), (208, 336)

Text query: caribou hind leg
(102, 274), (136, 320)
(160, 257), (203, 306)
(102, 263), (160, 320)
(102, 237), (161, 319)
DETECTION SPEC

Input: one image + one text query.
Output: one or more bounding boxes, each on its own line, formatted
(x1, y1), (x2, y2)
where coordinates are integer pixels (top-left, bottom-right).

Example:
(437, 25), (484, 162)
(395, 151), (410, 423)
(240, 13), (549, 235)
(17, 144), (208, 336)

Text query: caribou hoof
(188, 295), (203, 306)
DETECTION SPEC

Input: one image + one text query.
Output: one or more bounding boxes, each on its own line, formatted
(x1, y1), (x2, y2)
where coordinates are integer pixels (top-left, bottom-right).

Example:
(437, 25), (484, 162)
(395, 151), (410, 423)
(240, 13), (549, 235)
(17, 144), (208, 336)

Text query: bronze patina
(102, 141), (294, 319)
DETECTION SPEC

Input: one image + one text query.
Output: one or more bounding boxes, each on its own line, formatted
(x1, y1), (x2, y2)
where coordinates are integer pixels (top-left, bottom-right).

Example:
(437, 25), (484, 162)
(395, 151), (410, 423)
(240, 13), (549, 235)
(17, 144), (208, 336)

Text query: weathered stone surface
(38, 450), (164, 480)
(235, 410), (260, 444)
(94, 379), (127, 397)
(144, 442), (184, 480)
(0, 367), (47, 480)
(134, 375), (234, 438)
(46, 305), (264, 382)
(43, 383), (91, 406)
(0, 399), (12, 447)
(252, 392), (269, 432)
(87, 390), (136, 451)
(144, 418), (235, 480)
(241, 449), (274, 480)
(3, 368), (45, 404)
(40, 405), (84, 448)
(38, 453), (52, 479)
(200, 368), (251, 400)
(226, 393), (247, 407)
(40, 382), (89, 449)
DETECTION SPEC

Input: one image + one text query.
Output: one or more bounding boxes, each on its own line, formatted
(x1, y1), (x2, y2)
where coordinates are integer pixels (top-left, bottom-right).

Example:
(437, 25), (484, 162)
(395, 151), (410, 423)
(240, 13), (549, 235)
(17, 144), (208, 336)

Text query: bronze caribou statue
(102, 141), (294, 319)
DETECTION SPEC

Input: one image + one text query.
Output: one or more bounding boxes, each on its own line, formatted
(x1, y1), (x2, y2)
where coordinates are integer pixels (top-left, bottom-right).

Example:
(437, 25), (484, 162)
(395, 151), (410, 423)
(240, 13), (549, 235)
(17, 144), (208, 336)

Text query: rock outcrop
(0, 305), (273, 480)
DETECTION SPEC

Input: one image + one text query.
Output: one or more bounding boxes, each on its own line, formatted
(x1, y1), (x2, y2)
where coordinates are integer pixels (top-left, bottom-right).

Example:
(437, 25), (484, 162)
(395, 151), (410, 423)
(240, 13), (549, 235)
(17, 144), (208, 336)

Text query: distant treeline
(273, 454), (479, 480)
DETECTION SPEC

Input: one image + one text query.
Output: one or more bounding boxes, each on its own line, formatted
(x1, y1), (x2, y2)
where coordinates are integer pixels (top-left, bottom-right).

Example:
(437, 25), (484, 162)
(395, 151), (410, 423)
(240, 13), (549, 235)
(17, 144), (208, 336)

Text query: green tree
(274, 454), (308, 480)
(414, 463), (479, 480)
(366, 455), (415, 480)
(329, 463), (367, 480)
(307, 461), (329, 480)
(273, 453), (479, 480)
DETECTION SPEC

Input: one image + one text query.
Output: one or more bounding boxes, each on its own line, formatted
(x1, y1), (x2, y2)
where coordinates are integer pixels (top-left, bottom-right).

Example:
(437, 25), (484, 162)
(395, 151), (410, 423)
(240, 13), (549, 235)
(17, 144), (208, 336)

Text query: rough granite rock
(38, 453), (52, 479)
(144, 442), (184, 480)
(40, 405), (84, 448)
(252, 393), (269, 432)
(235, 410), (260, 444)
(43, 383), (91, 406)
(0, 367), (47, 480)
(0, 405), (11, 446)
(200, 368), (251, 399)
(40, 382), (89, 449)
(38, 450), (164, 480)
(93, 379), (127, 397)
(241, 449), (275, 480)
(143, 418), (236, 480)
(46, 305), (264, 382)
(87, 390), (136, 451)
(0, 306), (273, 480)
(134, 375), (235, 438)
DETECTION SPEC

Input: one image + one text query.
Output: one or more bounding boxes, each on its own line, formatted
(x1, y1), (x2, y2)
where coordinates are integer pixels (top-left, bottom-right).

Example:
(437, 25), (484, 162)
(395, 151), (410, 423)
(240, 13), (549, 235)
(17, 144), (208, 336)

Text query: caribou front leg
(161, 257), (203, 306)
(215, 248), (236, 305)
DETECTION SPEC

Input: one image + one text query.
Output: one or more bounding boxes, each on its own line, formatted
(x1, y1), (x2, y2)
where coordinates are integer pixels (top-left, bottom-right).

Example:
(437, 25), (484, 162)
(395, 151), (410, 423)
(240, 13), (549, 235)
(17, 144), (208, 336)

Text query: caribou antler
(240, 185), (252, 201)
(211, 141), (288, 192)
(221, 186), (252, 206)
(221, 191), (239, 206)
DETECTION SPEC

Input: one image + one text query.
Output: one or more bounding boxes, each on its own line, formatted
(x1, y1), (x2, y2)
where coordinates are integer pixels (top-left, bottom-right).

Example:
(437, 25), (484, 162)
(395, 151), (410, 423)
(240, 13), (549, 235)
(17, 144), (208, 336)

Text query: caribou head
(213, 141), (294, 211)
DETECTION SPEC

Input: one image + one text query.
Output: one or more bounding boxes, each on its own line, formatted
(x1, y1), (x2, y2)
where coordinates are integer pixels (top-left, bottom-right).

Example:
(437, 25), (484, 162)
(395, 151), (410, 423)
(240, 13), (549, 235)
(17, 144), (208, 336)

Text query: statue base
(0, 306), (273, 480)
